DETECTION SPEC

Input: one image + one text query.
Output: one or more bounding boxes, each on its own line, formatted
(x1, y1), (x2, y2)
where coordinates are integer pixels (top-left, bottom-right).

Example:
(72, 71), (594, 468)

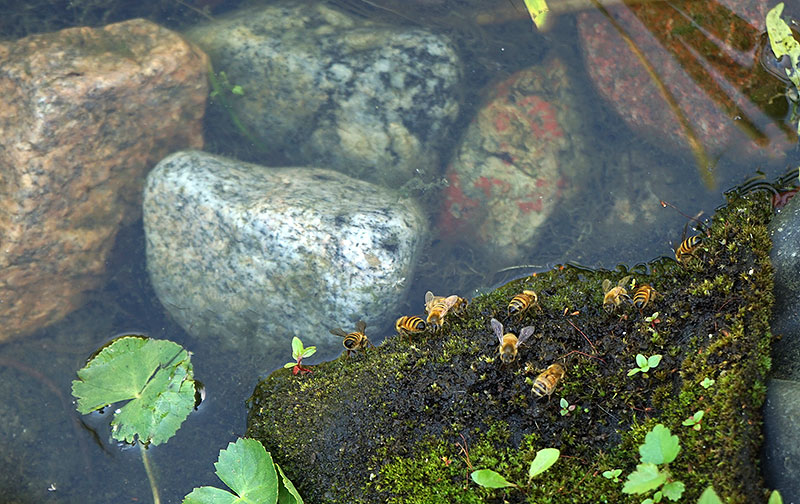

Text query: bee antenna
(660, 200), (706, 228)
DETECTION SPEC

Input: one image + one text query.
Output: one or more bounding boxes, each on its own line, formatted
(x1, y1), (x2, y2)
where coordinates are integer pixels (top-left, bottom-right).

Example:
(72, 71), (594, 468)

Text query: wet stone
(439, 58), (591, 265)
(143, 150), (427, 353)
(0, 19), (208, 342)
(185, 1), (462, 188)
(762, 378), (800, 502)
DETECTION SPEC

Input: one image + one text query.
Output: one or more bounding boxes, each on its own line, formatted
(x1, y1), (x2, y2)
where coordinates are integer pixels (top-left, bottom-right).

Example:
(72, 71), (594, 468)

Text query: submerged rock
(144, 150), (427, 353)
(0, 19), (208, 342)
(438, 58), (591, 265)
(185, 1), (462, 187)
(248, 191), (774, 503)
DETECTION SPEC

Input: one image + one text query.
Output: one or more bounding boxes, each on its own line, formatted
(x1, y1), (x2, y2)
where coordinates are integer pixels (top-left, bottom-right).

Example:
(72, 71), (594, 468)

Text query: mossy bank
(247, 190), (775, 503)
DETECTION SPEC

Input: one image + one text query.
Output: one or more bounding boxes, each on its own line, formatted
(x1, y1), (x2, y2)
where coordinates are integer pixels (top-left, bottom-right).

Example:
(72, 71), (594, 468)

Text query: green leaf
(184, 438), (278, 504)
(647, 355), (662, 368)
(627, 368), (641, 377)
(291, 337), (303, 359)
(71, 336), (195, 446)
(636, 354), (648, 368)
(622, 463), (666, 495)
(522, 0), (549, 30)
(284, 362), (297, 369)
(639, 424), (680, 464)
(701, 377), (715, 389)
(560, 398), (569, 408)
(276, 463), (303, 504)
(470, 469), (515, 488)
(769, 489), (784, 504)
(528, 448), (560, 479)
(231, 85), (244, 95)
(697, 486), (724, 504)
(300, 346), (316, 359)
(661, 480), (685, 501)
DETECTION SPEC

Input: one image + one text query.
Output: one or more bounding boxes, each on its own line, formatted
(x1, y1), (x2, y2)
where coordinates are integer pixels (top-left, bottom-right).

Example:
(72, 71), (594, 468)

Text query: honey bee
(507, 290), (538, 318)
(532, 363), (566, 398)
(329, 320), (373, 357)
(675, 234), (703, 264)
(395, 315), (426, 341)
(450, 296), (469, 316)
(491, 318), (535, 364)
(424, 291), (460, 331)
(632, 284), (657, 310)
(602, 275), (631, 313)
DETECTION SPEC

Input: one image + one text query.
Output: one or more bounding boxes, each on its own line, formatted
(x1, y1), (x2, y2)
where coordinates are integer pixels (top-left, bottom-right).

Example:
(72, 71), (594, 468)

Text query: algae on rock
(247, 191), (774, 503)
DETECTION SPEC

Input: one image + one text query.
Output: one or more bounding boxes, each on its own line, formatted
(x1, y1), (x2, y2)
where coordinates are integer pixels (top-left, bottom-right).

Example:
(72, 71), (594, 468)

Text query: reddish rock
(578, 0), (797, 164)
(439, 58), (590, 264)
(0, 19), (208, 341)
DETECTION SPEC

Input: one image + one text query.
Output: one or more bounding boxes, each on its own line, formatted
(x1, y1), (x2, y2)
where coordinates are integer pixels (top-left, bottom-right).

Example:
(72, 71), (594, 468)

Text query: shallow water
(1, 1), (798, 502)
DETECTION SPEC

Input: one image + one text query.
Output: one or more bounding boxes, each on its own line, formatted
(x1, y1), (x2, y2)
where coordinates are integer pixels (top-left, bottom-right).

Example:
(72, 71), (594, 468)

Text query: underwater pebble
(0, 19), (208, 342)
(185, 1), (462, 187)
(143, 150), (427, 352)
(438, 58), (591, 264)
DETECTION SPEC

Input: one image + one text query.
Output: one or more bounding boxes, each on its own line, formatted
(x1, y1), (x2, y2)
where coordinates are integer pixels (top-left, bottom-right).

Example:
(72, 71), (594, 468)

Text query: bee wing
(329, 328), (348, 337)
(619, 275), (632, 288)
(517, 326), (535, 347)
(442, 295), (460, 310)
(424, 291), (434, 307)
(602, 279), (611, 293)
(491, 318), (504, 344)
(355, 320), (367, 333)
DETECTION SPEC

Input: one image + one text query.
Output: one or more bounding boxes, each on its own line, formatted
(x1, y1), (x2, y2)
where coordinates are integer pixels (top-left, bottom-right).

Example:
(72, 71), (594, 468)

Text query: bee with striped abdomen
(532, 363), (566, 399)
(507, 290), (538, 318)
(491, 318), (534, 364)
(632, 284), (657, 311)
(602, 275), (631, 313)
(329, 320), (373, 357)
(395, 315), (426, 342)
(675, 234), (703, 264)
(424, 291), (460, 331)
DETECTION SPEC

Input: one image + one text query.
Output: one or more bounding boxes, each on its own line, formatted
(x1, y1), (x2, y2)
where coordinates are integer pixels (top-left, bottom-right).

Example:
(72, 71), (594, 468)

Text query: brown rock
(0, 18), (208, 341)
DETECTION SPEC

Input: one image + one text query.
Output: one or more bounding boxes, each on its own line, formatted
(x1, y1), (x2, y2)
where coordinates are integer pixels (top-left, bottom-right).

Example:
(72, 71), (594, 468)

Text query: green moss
(246, 190), (776, 503)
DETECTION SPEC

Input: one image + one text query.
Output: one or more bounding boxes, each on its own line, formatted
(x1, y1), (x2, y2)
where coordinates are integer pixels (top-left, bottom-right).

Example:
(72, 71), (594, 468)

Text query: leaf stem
(140, 445), (161, 504)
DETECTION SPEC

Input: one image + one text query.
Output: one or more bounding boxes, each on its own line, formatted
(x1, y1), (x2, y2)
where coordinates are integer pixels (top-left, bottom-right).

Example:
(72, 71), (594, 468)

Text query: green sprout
(602, 468), (622, 483)
(622, 424), (685, 503)
(628, 354), (663, 376)
(682, 410), (705, 431)
(559, 397), (575, 416)
(700, 377), (715, 389)
(470, 448), (560, 490)
(284, 337), (317, 375)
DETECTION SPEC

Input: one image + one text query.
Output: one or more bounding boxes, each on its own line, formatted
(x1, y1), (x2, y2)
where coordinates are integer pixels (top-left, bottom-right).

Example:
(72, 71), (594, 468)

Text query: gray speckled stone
(184, 1), (461, 187)
(762, 378), (800, 503)
(143, 150), (427, 351)
(769, 193), (800, 380)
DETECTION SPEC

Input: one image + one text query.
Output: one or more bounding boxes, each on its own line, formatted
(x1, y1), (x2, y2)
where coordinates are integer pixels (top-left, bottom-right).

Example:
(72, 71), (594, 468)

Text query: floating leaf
(470, 469), (515, 488)
(639, 424), (680, 465)
(183, 438), (279, 504)
(697, 486), (724, 504)
(522, 0), (550, 30)
(622, 463), (666, 495)
(71, 336), (196, 446)
(528, 448), (560, 479)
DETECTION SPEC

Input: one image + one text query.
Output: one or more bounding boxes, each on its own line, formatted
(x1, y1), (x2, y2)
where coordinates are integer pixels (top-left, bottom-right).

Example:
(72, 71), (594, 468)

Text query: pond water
(0, 0), (798, 502)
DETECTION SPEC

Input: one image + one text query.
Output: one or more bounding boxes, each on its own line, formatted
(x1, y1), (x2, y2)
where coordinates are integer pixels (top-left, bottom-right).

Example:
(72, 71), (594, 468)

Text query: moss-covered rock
(247, 191), (774, 503)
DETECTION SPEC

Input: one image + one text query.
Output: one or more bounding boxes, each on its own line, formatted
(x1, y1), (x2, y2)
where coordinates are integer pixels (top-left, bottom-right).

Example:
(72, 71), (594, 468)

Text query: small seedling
(470, 448), (559, 490)
(700, 377), (715, 389)
(627, 354), (662, 376)
(283, 337), (316, 375)
(602, 469), (622, 483)
(682, 410), (705, 430)
(559, 397), (576, 416)
(622, 424), (685, 503)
